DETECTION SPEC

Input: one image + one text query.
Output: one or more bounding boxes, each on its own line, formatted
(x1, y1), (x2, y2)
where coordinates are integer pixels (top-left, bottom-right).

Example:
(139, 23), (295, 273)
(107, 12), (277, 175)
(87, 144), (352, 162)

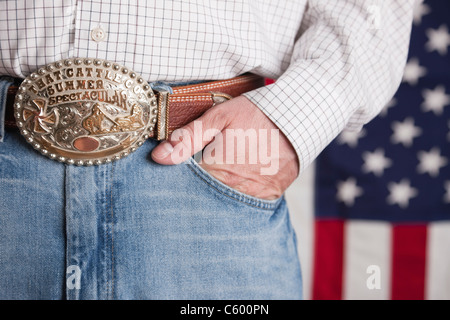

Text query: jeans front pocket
(186, 156), (283, 212)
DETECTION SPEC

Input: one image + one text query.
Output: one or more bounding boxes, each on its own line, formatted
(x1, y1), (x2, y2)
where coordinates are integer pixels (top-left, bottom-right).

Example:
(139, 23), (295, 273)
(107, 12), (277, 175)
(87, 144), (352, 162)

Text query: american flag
(309, 0), (450, 300)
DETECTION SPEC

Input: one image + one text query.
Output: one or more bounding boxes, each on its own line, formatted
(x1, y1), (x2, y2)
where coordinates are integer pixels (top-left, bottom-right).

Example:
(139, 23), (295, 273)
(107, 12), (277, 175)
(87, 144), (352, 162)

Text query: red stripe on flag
(312, 219), (345, 300)
(391, 224), (427, 300)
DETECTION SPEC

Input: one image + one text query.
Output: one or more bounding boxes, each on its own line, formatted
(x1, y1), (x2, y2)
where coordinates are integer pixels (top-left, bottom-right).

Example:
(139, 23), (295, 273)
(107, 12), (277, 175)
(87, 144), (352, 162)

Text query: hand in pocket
(151, 96), (299, 200)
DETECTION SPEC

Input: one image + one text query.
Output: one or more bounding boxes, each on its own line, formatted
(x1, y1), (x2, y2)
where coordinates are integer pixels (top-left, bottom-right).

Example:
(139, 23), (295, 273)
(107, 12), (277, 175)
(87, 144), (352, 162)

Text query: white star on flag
(421, 85), (450, 115)
(362, 149), (393, 176)
(379, 98), (397, 117)
(425, 25), (450, 55)
(391, 117), (422, 147)
(413, 0), (431, 25)
(336, 177), (364, 207)
(387, 179), (418, 209)
(444, 181), (450, 203)
(402, 58), (427, 86)
(417, 147), (448, 177)
(337, 128), (367, 148)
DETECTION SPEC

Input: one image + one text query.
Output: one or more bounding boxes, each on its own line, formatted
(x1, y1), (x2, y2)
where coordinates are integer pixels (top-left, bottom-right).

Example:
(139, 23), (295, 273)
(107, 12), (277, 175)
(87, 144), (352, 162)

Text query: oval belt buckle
(13, 58), (158, 165)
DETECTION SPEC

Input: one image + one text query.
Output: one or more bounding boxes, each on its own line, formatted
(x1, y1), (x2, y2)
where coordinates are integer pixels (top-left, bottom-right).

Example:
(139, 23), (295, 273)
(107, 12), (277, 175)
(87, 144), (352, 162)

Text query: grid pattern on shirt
(0, 0), (415, 174)
(244, 0), (415, 172)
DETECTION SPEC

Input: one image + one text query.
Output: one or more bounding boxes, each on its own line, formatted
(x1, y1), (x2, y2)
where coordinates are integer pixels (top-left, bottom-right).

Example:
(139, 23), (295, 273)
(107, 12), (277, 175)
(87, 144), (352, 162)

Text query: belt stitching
(172, 76), (256, 94)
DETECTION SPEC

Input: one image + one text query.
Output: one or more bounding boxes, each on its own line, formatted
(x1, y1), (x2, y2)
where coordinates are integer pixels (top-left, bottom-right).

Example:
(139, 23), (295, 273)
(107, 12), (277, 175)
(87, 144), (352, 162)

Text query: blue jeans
(0, 78), (302, 300)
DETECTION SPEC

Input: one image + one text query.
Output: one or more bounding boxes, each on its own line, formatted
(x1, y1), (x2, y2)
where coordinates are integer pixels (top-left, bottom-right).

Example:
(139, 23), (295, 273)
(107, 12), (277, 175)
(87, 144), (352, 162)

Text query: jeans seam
(109, 163), (115, 300)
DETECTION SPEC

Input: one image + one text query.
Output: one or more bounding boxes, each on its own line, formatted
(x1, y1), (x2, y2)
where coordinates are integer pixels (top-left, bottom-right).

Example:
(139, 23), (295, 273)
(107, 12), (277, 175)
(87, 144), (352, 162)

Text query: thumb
(151, 105), (229, 165)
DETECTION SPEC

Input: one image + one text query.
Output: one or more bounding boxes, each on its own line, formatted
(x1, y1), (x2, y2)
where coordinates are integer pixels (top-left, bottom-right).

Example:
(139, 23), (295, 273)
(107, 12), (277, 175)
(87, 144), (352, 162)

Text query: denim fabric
(150, 79), (209, 94)
(149, 81), (174, 94)
(0, 85), (302, 300)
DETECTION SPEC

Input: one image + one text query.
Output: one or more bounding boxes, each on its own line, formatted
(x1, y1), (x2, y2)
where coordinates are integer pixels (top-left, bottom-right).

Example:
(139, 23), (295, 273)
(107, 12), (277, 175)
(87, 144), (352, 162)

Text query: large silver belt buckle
(13, 58), (157, 165)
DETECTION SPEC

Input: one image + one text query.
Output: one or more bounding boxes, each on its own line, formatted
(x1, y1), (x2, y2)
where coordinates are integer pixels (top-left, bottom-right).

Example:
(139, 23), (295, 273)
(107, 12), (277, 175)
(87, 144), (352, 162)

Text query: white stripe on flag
(343, 220), (392, 300)
(286, 162), (316, 300)
(426, 221), (450, 300)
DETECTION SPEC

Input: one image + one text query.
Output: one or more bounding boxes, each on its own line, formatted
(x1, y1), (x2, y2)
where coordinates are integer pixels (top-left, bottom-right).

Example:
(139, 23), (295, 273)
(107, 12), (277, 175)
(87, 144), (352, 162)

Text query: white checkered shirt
(0, 0), (415, 174)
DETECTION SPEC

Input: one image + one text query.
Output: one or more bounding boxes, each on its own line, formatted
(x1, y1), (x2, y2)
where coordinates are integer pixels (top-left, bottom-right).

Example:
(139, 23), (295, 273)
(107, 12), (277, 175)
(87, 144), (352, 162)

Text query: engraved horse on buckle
(13, 58), (158, 165)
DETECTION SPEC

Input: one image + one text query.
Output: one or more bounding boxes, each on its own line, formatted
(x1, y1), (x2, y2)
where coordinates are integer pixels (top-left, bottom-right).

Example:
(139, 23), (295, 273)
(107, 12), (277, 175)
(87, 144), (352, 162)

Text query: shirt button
(91, 27), (106, 42)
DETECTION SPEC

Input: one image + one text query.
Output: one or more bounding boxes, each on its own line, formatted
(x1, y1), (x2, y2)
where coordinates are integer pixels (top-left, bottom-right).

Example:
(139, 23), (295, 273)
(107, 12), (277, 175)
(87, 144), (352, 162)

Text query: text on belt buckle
(13, 57), (157, 165)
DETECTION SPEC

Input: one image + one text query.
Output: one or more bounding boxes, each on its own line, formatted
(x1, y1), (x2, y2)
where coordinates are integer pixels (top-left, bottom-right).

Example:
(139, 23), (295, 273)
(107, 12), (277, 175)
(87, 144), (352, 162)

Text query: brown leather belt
(4, 73), (265, 137)
(7, 57), (265, 165)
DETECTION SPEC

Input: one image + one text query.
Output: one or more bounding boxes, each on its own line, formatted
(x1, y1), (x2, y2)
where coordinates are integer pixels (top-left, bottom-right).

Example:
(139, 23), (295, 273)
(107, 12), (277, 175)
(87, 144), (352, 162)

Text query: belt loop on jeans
(4, 58), (265, 165)
(0, 77), (14, 142)
(156, 90), (170, 140)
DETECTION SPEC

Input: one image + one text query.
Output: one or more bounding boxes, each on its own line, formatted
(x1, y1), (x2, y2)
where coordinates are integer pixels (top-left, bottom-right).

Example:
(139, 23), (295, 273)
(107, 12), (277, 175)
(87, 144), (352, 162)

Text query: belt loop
(0, 77), (15, 142)
(150, 81), (173, 140)
(156, 91), (170, 140)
